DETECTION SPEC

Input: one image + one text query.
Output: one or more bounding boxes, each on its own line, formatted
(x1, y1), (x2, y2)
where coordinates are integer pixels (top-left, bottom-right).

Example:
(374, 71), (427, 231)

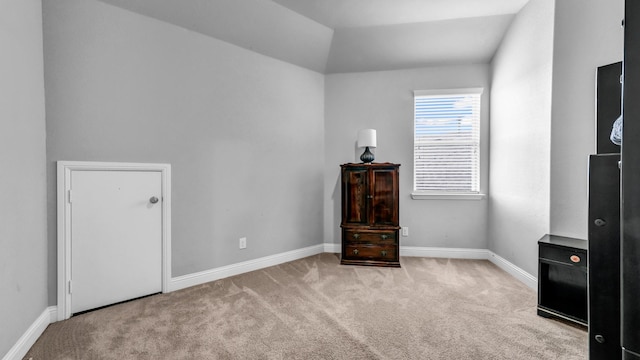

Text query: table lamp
(357, 129), (376, 163)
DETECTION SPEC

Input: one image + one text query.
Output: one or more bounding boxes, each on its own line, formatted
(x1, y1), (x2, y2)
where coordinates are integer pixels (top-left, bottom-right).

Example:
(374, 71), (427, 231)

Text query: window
(412, 88), (483, 199)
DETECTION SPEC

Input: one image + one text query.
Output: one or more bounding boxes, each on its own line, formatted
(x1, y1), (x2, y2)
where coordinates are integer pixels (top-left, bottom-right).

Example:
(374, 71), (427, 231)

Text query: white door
(70, 170), (162, 314)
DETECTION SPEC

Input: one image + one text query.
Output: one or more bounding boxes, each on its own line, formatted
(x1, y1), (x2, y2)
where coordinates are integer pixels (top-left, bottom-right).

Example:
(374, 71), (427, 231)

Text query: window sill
(410, 192), (486, 200)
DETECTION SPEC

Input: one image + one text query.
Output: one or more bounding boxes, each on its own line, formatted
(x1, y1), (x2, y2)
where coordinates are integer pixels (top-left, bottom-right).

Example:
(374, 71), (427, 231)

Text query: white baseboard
(261, 244), (537, 289)
(2, 306), (56, 360)
(324, 242), (340, 253)
(4, 244), (536, 360)
(400, 246), (537, 289)
(400, 246), (491, 259)
(168, 244), (326, 292)
(487, 251), (538, 289)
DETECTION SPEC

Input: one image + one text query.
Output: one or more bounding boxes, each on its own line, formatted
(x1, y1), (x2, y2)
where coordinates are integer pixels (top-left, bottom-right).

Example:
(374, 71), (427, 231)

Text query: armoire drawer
(343, 244), (398, 261)
(343, 229), (396, 244)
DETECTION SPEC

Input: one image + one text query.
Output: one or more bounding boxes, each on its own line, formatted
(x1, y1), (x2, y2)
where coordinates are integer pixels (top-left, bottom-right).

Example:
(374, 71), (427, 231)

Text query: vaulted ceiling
(96, 0), (530, 73)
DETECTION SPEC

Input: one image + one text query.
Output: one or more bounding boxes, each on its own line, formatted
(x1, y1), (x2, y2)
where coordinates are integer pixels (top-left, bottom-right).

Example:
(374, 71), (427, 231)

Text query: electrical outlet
(402, 227), (409, 237)
(239, 237), (247, 249)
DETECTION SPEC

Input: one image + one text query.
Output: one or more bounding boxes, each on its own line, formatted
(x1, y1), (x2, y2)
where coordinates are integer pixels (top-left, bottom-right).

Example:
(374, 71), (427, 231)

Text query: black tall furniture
(623, 1), (640, 358)
(596, 62), (623, 154)
(537, 235), (588, 326)
(588, 154), (621, 360)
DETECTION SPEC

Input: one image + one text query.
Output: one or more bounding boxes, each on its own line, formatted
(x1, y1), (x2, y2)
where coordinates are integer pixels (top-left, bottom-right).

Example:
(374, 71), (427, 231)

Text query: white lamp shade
(357, 129), (377, 148)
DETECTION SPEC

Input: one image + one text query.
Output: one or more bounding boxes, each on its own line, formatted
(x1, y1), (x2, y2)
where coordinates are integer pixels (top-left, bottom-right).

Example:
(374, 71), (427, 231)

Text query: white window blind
(413, 89), (482, 193)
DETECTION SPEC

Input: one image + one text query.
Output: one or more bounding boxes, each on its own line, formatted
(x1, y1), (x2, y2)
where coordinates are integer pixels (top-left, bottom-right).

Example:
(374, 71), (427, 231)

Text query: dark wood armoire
(340, 163), (400, 267)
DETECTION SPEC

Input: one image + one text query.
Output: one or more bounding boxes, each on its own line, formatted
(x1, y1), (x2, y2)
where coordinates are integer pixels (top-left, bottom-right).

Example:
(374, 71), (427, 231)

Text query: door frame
(57, 161), (172, 321)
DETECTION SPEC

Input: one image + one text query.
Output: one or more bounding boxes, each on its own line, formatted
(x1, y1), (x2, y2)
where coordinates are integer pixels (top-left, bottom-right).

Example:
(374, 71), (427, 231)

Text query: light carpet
(25, 253), (587, 359)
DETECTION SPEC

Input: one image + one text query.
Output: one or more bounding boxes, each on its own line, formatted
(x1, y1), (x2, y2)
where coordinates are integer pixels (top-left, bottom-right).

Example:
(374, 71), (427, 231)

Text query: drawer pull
(353, 233), (360, 239)
(595, 335), (605, 344)
(594, 218), (607, 227)
(380, 234), (389, 240)
(353, 249), (359, 255)
(381, 250), (387, 257)
(570, 255), (581, 263)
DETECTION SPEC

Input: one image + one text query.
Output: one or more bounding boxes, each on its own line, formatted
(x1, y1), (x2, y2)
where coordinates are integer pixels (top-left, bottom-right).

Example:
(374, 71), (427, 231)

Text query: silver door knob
(149, 196), (159, 204)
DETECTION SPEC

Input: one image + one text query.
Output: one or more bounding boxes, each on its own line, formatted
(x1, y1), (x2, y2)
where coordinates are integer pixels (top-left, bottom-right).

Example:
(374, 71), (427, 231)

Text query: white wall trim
(400, 246), (491, 259)
(2, 306), (56, 360)
(410, 192), (486, 200)
(400, 246), (537, 289)
(7, 245), (535, 359)
(56, 161), (172, 321)
(486, 251), (538, 289)
(169, 244), (536, 291)
(169, 244), (325, 292)
(324, 242), (340, 253)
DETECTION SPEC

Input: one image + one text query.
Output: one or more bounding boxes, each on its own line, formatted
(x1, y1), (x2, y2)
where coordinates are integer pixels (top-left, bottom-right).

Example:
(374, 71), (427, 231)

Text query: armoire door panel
(372, 169), (398, 225)
(342, 168), (368, 225)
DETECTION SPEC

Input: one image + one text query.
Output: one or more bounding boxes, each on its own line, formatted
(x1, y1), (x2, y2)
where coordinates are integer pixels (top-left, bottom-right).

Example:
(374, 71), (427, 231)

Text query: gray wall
(43, 0), (325, 304)
(488, 0), (555, 276)
(3, 2), (627, 354)
(0, 0), (48, 356)
(549, 0), (624, 239)
(324, 65), (490, 249)
(489, 0), (624, 276)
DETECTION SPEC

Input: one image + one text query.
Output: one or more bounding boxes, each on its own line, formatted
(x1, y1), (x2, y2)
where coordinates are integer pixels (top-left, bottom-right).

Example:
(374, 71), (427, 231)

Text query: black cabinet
(596, 62), (622, 154)
(623, 2), (640, 358)
(588, 154), (621, 360)
(537, 235), (588, 326)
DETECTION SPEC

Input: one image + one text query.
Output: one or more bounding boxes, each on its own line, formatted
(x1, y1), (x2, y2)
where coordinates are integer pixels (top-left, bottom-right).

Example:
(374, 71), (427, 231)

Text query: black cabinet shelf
(537, 234), (588, 327)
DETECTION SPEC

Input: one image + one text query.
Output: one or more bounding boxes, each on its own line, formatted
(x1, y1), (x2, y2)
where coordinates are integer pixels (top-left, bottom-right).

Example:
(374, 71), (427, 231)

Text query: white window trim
(412, 87), (484, 200)
(410, 192), (486, 200)
(413, 87), (484, 97)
